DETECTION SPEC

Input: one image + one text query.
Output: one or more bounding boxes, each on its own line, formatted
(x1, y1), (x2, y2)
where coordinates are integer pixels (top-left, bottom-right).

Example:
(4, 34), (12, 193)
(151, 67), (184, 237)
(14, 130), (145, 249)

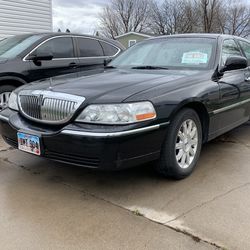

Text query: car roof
(148, 33), (249, 42)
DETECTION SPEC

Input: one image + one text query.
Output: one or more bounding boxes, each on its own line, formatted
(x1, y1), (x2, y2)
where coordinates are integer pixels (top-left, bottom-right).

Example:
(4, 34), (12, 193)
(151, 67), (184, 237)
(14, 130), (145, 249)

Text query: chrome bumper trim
(61, 122), (170, 138)
(0, 114), (9, 122)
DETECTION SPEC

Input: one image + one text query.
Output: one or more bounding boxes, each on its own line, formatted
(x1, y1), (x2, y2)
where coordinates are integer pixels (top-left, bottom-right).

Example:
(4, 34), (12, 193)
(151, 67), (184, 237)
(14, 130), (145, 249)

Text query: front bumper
(0, 109), (169, 170)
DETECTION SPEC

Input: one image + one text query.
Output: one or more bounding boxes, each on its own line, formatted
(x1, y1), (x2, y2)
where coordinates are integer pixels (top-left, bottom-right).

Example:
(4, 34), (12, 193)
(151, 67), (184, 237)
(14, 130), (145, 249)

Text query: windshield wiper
(105, 65), (116, 69)
(131, 65), (169, 70)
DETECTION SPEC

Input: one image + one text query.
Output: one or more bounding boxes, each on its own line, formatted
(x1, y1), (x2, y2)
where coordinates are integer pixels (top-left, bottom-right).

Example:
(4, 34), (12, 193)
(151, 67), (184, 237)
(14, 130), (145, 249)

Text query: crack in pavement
(0, 157), (41, 175)
(0, 147), (14, 153)
(165, 181), (250, 225)
(60, 181), (224, 249)
(0, 156), (224, 249)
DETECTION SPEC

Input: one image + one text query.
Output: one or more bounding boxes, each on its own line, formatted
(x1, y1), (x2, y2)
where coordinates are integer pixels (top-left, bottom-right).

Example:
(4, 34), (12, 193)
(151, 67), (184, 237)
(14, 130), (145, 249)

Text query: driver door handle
(245, 75), (250, 82)
(69, 62), (78, 69)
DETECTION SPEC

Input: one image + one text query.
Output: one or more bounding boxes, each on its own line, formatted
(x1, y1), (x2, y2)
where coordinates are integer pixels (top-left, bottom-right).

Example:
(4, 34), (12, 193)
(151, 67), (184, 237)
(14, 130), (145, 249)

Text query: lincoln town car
(0, 34), (250, 179)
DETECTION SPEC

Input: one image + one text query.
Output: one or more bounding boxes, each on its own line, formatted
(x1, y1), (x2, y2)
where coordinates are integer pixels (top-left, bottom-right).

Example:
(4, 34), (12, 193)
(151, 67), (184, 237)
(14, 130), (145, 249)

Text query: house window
(128, 40), (137, 47)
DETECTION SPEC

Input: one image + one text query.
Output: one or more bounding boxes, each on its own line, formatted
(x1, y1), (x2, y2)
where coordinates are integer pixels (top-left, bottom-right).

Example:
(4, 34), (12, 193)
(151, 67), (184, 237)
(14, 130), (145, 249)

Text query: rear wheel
(156, 108), (202, 179)
(0, 85), (15, 111)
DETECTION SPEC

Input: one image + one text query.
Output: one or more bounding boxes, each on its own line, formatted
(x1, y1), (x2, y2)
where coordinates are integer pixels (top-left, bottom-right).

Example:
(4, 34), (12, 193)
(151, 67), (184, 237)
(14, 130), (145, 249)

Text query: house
(0, 0), (52, 40)
(115, 32), (154, 49)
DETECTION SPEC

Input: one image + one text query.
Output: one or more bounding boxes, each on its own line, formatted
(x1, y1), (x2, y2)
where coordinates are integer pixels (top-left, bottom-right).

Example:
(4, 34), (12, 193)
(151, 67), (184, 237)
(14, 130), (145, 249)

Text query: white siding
(0, 0), (52, 39)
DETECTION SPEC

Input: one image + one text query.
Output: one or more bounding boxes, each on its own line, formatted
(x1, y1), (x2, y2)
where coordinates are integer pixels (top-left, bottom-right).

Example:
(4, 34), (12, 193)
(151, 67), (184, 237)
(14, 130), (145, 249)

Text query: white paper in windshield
(182, 52), (208, 64)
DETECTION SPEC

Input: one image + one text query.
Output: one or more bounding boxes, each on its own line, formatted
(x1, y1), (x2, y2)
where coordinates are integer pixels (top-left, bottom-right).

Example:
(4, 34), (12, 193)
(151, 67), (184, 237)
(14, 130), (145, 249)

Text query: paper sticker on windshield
(182, 52), (208, 64)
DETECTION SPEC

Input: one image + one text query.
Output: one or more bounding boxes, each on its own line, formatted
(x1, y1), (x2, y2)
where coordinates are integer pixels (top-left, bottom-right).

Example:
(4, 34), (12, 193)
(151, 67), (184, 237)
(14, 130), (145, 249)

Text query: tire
(0, 85), (16, 111)
(156, 108), (202, 179)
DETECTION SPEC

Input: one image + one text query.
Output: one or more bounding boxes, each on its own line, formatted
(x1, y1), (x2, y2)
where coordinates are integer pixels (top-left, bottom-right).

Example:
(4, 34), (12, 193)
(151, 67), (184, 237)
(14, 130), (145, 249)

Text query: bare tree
(194, 0), (223, 33)
(220, 1), (250, 37)
(149, 0), (198, 35)
(99, 0), (151, 38)
(99, 7), (120, 38)
(165, 0), (197, 34)
(98, 0), (250, 38)
(149, 1), (168, 35)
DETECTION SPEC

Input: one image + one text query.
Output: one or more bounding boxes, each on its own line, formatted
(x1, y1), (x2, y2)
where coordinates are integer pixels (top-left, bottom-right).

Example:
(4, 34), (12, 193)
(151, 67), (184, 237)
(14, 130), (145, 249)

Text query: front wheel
(0, 85), (15, 111)
(156, 108), (202, 179)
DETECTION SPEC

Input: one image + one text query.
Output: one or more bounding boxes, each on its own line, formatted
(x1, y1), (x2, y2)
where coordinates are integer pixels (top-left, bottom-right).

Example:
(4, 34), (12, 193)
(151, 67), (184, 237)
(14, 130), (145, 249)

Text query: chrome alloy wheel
(0, 91), (11, 111)
(175, 119), (198, 169)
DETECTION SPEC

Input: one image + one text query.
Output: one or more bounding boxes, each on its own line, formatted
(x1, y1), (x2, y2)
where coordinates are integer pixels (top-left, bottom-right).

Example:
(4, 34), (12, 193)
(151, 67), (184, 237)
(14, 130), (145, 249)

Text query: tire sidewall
(0, 85), (16, 110)
(160, 108), (202, 179)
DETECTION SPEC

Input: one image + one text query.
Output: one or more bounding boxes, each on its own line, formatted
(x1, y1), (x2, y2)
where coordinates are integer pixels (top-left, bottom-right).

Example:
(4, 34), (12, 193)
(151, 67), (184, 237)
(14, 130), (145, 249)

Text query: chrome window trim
(0, 114), (9, 122)
(18, 90), (86, 125)
(61, 122), (170, 138)
(52, 56), (111, 61)
(23, 35), (121, 62)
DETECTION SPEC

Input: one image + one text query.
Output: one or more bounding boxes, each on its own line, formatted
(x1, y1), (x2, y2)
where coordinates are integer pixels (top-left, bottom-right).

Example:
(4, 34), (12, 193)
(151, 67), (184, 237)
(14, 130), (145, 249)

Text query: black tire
(0, 85), (16, 110)
(156, 108), (202, 179)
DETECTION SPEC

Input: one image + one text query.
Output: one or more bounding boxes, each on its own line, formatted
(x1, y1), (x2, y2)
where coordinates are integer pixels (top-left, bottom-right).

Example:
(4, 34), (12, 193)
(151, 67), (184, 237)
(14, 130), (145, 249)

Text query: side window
(100, 41), (119, 57)
(221, 39), (242, 65)
(238, 40), (250, 63)
(77, 38), (104, 57)
(35, 37), (74, 58)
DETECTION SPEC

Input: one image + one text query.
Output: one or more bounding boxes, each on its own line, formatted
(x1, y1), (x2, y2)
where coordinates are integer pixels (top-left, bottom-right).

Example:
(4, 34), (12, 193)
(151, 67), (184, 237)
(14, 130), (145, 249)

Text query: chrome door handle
(245, 77), (250, 82)
(69, 62), (78, 69)
(245, 75), (250, 82)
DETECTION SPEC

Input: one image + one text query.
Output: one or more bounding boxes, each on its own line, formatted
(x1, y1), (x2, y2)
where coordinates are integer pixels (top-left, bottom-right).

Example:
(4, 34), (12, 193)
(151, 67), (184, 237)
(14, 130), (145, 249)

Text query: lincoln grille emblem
(38, 95), (44, 107)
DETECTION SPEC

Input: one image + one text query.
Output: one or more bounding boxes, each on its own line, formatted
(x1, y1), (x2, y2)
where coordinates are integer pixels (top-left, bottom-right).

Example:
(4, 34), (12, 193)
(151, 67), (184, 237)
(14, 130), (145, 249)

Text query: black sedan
(0, 34), (250, 179)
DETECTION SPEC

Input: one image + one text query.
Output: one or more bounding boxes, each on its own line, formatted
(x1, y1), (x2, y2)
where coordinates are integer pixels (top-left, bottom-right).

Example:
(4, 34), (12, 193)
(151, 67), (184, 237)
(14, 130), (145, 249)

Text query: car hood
(22, 69), (207, 103)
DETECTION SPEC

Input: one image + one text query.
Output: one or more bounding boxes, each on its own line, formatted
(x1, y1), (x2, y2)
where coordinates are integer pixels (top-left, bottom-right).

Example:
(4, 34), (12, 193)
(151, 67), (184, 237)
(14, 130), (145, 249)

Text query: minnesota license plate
(17, 132), (41, 156)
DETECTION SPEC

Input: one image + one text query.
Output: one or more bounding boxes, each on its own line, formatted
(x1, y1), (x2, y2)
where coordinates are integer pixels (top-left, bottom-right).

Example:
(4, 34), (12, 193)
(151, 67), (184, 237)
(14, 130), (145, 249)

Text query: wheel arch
(0, 76), (26, 89)
(170, 100), (210, 143)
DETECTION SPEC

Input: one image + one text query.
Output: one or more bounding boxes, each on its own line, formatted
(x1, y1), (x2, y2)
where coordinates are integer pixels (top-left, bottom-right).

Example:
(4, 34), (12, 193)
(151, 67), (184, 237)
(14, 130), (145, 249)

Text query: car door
(27, 36), (78, 82)
(217, 38), (250, 130)
(74, 37), (106, 76)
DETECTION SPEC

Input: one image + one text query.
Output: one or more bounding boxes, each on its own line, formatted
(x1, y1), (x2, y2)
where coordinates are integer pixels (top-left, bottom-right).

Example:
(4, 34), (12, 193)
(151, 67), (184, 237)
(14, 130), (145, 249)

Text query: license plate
(17, 132), (41, 156)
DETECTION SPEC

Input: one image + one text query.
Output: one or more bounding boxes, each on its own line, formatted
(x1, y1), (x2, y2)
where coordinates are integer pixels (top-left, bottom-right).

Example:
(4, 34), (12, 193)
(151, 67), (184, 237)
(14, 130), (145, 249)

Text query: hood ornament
(49, 78), (53, 90)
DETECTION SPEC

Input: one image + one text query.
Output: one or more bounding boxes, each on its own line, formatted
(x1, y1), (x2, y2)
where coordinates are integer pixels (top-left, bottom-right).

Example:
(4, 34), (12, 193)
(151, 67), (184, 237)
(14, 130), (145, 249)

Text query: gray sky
(52, 0), (108, 34)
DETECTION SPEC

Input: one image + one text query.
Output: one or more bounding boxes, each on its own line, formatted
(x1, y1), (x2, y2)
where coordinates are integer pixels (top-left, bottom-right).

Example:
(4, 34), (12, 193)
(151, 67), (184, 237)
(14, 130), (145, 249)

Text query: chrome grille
(19, 95), (41, 120)
(18, 90), (85, 124)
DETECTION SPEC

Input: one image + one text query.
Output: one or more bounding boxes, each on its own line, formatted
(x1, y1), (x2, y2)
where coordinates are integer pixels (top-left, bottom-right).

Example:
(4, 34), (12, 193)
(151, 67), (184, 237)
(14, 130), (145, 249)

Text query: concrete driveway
(1, 123), (250, 249)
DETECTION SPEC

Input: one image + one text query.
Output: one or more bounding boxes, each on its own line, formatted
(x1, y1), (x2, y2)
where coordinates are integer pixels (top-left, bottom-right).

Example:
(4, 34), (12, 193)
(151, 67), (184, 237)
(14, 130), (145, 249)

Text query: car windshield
(0, 34), (44, 59)
(110, 37), (216, 70)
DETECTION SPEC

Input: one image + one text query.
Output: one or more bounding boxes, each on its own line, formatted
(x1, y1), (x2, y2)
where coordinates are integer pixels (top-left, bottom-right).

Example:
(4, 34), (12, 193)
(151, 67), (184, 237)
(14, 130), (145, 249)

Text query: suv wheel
(0, 85), (15, 111)
(156, 108), (202, 179)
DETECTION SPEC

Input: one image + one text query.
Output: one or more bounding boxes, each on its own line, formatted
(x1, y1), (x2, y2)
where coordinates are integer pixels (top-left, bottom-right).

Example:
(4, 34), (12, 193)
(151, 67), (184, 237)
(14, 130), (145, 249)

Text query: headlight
(76, 101), (156, 124)
(8, 92), (18, 111)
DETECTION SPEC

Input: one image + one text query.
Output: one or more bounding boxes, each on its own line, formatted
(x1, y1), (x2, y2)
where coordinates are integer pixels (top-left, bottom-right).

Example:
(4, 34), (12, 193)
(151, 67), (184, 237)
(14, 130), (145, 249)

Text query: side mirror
(28, 52), (53, 61)
(104, 58), (112, 67)
(220, 56), (248, 73)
